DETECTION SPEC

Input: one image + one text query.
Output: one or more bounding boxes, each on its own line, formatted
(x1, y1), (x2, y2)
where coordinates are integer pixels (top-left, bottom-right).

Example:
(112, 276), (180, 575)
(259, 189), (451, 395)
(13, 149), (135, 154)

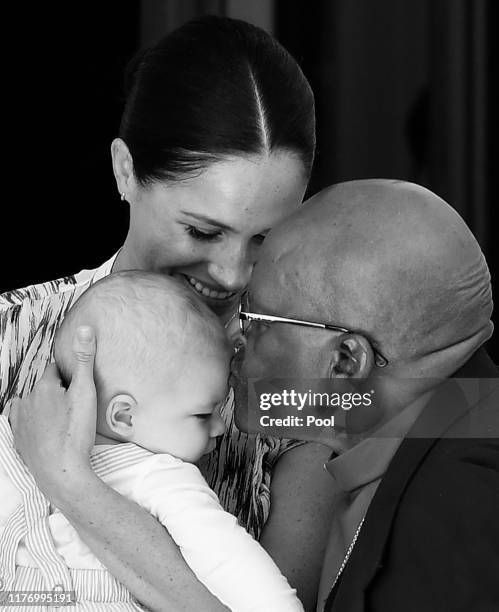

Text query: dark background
(4, 0), (498, 360)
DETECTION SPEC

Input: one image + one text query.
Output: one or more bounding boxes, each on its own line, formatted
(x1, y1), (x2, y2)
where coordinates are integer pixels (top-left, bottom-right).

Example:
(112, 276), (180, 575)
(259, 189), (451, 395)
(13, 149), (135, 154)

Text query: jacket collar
(325, 347), (498, 612)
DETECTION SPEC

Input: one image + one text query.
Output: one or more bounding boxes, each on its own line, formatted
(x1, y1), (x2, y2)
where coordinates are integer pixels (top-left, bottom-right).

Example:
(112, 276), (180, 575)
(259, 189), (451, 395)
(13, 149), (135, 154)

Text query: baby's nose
(211, 410), (226, 438)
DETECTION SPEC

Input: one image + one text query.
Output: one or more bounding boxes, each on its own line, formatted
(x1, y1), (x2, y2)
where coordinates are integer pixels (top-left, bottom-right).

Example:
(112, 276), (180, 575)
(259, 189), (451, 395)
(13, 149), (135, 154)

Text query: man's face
(231, 250), (337, 433)
(230, 256), (387, 448)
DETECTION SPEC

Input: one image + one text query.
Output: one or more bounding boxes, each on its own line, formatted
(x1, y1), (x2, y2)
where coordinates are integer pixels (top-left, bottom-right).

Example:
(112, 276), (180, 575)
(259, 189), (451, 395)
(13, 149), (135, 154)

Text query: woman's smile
(179, 273), (237, 301)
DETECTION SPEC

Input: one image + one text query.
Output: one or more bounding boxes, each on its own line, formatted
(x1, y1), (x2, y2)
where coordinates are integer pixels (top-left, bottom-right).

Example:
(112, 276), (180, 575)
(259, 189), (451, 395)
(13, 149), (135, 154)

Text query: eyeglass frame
(238, 291), (388, 368)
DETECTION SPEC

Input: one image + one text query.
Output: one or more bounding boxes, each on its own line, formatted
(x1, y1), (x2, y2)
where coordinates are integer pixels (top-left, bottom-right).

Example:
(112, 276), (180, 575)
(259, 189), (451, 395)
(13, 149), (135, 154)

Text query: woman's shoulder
(0, 254), (118, 313)
(0, 254), (118, 408)
(0, 274), (79, 312)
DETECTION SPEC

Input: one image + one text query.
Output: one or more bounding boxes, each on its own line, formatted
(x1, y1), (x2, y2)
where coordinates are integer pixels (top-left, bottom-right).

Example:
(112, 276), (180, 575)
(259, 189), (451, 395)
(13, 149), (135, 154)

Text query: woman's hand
(7, 325), (228, 611)
(9, 325), (98, 502)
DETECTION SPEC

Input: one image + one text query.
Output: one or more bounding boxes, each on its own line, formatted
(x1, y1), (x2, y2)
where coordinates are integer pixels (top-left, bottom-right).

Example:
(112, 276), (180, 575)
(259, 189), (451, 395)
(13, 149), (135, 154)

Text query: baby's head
(54, 271), (230, 462)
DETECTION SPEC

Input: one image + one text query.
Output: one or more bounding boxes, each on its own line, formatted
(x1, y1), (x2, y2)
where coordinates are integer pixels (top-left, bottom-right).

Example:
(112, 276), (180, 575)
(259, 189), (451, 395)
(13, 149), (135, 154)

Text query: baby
(0, 271), (303, 611)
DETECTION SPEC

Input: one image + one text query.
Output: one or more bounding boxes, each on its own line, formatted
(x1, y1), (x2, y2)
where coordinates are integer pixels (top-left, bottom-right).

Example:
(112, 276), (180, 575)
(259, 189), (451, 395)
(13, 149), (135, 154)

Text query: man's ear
(106, 394), (137, 438)
(327, 334), (375, 378)
(110, 138), (136, 201)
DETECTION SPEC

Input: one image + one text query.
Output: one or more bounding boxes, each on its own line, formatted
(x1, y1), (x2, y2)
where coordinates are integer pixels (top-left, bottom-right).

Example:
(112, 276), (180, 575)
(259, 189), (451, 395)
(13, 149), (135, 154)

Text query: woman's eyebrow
(180, 211), (234, 232)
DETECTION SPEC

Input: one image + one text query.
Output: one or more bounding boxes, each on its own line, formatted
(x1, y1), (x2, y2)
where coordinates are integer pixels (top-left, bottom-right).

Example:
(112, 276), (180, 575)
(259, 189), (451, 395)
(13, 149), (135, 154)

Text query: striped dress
(0, 253), (301, 539)
(0, 416), (147, 611)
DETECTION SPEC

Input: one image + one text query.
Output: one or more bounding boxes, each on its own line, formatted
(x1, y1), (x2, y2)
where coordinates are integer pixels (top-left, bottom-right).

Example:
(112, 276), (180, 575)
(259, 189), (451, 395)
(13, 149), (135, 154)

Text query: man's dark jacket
(324, 348), (499, 612)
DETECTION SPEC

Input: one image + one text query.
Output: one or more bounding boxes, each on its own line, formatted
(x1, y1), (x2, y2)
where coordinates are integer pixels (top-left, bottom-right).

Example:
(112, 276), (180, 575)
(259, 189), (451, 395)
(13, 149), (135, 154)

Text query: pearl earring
(120, 192), (126, 201)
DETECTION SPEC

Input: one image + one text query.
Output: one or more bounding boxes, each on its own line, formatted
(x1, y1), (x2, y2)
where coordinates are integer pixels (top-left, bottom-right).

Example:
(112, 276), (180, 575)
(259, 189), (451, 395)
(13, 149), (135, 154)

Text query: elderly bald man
(232, 179), (499, 612)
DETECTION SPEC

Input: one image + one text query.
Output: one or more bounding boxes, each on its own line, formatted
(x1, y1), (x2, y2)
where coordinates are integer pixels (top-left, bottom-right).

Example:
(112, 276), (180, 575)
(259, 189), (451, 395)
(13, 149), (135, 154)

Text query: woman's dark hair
(119, 15), (315, 185)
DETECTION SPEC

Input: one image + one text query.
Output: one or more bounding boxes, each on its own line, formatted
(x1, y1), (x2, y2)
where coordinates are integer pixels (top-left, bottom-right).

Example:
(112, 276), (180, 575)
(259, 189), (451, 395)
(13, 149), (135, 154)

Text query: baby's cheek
(133, 417), (174, 454)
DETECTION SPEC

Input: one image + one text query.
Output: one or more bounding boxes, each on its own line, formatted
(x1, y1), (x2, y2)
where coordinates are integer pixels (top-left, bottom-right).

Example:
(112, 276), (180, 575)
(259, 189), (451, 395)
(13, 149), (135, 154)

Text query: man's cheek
(239, 345), (271, 379)
(239, 326), (299, 379)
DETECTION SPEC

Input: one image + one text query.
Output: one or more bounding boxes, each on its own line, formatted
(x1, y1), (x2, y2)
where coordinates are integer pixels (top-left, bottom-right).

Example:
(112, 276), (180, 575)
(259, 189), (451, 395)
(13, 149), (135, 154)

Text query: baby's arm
(134, 454), (304, 612)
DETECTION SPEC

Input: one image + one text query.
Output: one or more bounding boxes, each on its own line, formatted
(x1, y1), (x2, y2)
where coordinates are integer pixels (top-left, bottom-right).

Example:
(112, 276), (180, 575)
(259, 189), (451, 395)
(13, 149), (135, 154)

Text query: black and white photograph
(1, 1), (498, 611)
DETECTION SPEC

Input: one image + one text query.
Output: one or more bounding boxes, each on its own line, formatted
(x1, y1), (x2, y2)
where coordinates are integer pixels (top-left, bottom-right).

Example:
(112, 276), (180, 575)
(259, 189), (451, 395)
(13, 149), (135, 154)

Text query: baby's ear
(106, 394), (137, 438)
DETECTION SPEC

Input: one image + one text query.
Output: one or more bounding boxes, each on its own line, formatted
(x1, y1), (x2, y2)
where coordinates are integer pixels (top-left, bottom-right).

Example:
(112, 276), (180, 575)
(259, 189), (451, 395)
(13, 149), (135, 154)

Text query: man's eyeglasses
(238, 291), (388, 368)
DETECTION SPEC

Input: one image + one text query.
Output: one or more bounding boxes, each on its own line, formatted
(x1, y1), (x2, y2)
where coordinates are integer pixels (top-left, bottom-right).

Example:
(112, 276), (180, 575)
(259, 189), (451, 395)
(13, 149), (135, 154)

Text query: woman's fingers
(70, 325), (96, 387)
(42, 363), (64, 383)
(9, 370), (65, 462)
(68, 325), (98, 409)
(7, 326), (98, 497)
(64, 325), (98, 458)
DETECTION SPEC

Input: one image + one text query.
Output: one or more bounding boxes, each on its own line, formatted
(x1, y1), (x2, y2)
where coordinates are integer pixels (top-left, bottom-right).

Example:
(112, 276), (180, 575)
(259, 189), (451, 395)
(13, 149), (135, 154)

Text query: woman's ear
(110, 138), (136, 200)
(106, 394), (137, 438)
(327, 333), (374, 379)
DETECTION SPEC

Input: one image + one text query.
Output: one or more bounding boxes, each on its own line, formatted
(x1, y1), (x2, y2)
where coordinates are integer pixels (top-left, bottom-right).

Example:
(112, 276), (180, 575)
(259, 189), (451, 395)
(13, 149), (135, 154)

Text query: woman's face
(117, 151), (308, 318)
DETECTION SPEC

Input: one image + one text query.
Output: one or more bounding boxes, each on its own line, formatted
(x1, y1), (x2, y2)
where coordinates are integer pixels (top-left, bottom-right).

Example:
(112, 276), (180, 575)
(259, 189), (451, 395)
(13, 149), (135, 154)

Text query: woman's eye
(252, 234), (266, 246)
(195, 413), (212, 421)
(186, 226), (221, 241)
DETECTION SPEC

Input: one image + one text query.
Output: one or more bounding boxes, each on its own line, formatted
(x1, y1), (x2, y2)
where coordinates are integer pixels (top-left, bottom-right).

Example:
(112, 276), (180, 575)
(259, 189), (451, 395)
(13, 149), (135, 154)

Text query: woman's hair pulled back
(120, 15), (315, 185)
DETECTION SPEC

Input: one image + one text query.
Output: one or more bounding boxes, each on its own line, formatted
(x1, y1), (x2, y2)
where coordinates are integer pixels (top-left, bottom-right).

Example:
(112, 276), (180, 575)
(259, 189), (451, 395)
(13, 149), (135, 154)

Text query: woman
(1, 16), (335, 611)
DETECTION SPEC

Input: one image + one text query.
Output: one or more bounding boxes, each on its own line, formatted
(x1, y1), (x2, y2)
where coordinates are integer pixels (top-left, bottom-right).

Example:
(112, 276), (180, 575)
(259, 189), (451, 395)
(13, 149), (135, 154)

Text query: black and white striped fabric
(0, 254), (301, 540)
(0, 415), (147, 610)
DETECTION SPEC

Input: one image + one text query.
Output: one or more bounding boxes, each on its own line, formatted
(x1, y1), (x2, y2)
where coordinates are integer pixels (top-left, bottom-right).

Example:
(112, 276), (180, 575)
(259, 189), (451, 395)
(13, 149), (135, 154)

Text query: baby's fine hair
(54, 271), (226, 394)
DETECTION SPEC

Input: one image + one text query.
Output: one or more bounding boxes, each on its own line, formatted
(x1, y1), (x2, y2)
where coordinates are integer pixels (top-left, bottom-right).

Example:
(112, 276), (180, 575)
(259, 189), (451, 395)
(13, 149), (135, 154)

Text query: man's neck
(333, 390), (433, 455)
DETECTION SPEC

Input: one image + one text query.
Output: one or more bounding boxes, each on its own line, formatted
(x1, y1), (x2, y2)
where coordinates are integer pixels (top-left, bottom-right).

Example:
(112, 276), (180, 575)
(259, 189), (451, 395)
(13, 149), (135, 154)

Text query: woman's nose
(207, 246), (253, 292)
(210, 409), (226, 438)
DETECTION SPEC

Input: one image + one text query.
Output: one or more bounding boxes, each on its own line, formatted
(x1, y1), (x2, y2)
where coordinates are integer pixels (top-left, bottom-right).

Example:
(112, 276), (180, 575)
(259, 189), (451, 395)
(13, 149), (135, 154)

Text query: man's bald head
(253, 179), (493, 372)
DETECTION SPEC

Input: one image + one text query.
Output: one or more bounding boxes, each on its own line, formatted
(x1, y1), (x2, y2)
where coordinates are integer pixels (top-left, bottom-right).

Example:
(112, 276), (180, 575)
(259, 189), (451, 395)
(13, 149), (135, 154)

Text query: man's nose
(230, 343), (246, 378)
(207, 246), (252, 292)
(225, 312), (245, 349)
(210, 409), (226, 438)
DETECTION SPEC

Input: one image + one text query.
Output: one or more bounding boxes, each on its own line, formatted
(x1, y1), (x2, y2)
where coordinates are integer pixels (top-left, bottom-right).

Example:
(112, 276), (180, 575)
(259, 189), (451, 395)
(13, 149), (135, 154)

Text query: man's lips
(180, 274), (237, 301)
